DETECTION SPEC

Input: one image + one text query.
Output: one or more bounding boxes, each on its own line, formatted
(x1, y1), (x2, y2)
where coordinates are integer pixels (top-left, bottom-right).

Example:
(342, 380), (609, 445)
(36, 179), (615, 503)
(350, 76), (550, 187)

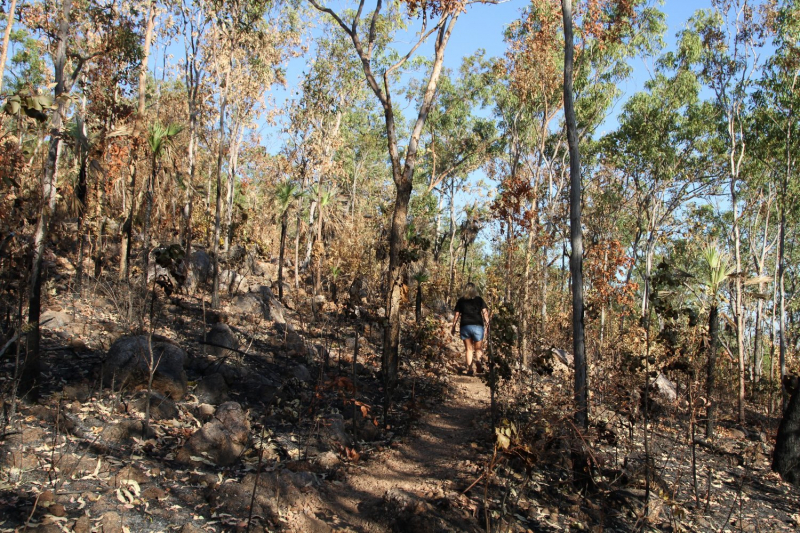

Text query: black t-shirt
(454, 297), (488, 327)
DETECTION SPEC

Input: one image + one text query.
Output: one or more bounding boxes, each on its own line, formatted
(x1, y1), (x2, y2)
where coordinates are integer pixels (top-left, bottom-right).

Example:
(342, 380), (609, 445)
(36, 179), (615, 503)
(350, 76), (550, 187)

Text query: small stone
(39, 490), (55, 503)
(48, 503), (66, 517)
(141, 487), (167, 500)
(101, 511), (123, 533)
(73, 516), (91, 533)
(198, 403), (216, 419)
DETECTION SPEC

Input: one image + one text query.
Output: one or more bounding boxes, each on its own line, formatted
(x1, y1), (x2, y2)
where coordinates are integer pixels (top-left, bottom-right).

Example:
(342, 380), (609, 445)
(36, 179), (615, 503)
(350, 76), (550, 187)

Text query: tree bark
(0, 0), (19, 95)
(22, 0), (74, 398)
(211, 68), (230, 309)
(278, 215), (287, 302)
(562, 0), (587, 431)
(224, 121), (243, 253)
(706, 303), (719, 439)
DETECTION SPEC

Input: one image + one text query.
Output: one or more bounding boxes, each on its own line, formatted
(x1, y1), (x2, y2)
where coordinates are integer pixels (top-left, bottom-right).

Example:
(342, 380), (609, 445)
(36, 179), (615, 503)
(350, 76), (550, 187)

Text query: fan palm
(142, 122), (183, 278)
(699, 241), (734, 439)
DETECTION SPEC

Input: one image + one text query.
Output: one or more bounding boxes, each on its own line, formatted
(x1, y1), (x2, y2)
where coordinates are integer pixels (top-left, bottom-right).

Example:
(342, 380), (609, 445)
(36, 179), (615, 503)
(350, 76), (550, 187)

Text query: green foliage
(147, 122), (184, 159)
(3, 89), (54, 122)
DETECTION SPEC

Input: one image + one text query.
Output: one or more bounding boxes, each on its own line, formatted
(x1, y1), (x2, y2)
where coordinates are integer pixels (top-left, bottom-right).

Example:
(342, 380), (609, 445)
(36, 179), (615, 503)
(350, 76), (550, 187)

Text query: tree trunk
(22, 0), (73, 398)
(120, 0), (156, 281)
(521, 229), (534, 365)
(415, 283), (422, 325)
(731, 179), (746, 424)
(211, 69), (230, 309)
(447, 182), (457, 302)
(562, 0), (587, 430)
(224, 121), (242, 253)
(278, 216), (287, 302)
(0, 0), (19, 95)
(706, 303), (719, 439)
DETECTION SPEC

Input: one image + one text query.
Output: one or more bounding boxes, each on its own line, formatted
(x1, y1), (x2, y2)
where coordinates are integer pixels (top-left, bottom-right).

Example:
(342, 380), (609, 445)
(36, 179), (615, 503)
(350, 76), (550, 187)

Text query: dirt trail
(312, 374), (492, 532)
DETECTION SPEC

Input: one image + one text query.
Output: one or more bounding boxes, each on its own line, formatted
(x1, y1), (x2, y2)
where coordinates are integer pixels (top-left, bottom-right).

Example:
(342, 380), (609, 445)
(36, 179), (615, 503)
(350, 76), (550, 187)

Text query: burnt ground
(1, 264), (800, 532)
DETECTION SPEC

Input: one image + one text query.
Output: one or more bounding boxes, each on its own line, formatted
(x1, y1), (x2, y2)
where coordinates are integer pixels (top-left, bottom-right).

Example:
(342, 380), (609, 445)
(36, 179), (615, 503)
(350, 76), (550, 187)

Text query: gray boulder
(40, 309), (72, 329)
(185, 250), (212, 293)
(194, 373), (229, 405)
(219, 269), (247, 294)
(230, 293), (263, 316)
(128, 391), (179, 420)
(206, 323), (238, 358)
(103, 336), (188, 399)
(177, 402), (249, 466)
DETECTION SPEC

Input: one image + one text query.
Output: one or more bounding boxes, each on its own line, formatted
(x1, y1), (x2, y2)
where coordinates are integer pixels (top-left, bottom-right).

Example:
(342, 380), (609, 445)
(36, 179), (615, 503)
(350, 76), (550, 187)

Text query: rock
(73, 516), (91, 533)
(254, 261), (278, 281)
(104, 420), (149, 444)
(252, 285), (286, 324)
(239, 374), (280, 402)
(194, 373), (229, 404)
(129, 391), (179, 420)
(100, 511), (123, 533)
(219, 269), (247, 294)
(290, 364), (312, 383)
(40, 309), (71, 329)
(315, 451), (341, 470)
(206, 323), (238, 358)
(48, 503), (66, 517)
(651, 373), (677, 402)
(321, 414), (352, 450)
(103, 336), (188, 399)
(550, 348), (573, 367)
(230, 293), (263, 316)
(185, 250), (212, 292)
(728, 427), (747, 440)
(177, 402), (250, 466)
(197, 403), (216, 420)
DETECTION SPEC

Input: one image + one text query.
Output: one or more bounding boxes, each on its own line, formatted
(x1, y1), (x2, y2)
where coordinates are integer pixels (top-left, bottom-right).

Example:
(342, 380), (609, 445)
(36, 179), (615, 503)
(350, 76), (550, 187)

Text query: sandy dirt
(308, 374), (492, 532)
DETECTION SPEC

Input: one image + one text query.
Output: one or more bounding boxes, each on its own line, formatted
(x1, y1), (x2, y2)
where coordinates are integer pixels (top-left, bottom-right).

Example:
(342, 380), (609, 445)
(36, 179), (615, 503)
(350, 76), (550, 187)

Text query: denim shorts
(460, 324), (485, 341)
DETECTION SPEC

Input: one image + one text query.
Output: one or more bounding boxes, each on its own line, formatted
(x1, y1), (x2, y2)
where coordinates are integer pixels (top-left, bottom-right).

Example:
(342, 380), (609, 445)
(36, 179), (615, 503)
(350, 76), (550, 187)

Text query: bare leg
(463, 338), (475, 370)
(474, 339), (484, 369)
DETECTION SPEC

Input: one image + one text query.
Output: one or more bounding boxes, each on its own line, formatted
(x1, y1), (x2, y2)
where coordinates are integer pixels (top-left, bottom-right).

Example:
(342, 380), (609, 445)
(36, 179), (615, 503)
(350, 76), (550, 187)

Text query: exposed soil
(2, 258), (800, 532)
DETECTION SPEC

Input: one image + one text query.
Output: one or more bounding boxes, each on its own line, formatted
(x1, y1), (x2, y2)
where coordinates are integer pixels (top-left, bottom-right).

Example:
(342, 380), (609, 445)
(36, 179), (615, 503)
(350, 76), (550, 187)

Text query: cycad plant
(275, 181), (302, 302)
(142, 123), (183, 281)
(699, 241), (734, 439)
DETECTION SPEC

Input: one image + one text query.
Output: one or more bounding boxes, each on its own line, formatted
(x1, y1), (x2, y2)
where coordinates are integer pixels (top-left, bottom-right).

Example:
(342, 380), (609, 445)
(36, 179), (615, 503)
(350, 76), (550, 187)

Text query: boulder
(290, 364), (312, 383)
(651, 373), (677, 402)
(128, 391), (179, 420)
(320, 414), (352, 450)
(254, 260), (277, 281)
(550, 348), (573, 367)
(40, 309), (72, 329)
(206, 323), (238, 358)
(177, 402), (249, 466)
(219, 269), (247, 294)
(186, 250), (212, 292)
(230, 293), (263, 316)
(103, 336), (188, 399)
(194, 373), (229, 405)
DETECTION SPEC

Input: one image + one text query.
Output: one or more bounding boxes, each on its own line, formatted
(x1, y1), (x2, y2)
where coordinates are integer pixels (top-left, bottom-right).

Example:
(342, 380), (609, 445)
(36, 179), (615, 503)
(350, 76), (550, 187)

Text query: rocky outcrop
(177, 402), (249, 466)
(103, 336), (188, 399)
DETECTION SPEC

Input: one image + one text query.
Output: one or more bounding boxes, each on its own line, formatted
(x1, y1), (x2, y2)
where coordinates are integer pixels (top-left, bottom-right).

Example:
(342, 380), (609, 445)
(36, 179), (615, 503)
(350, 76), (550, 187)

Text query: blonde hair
(463, 283), (479, 299)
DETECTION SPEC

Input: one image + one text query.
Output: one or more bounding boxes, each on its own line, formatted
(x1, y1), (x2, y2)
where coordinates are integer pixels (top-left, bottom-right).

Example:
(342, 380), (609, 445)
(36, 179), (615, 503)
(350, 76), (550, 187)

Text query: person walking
(451, 282), (490, 375)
